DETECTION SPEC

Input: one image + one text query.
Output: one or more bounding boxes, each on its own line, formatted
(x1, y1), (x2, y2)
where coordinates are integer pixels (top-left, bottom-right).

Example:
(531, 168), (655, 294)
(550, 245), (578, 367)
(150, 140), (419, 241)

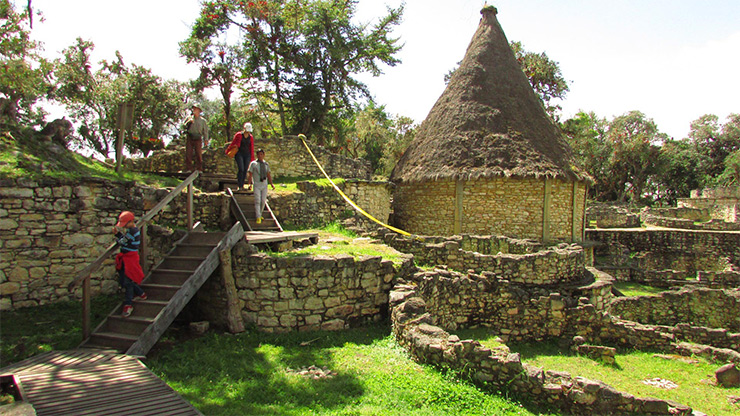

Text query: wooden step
(247, 219), (280, 231)
(182, 232), (227, 245)
(127, 300), (168, 318)
(83, 332), (138, 352)
(170, 244), (214, 257)
(139, 283), (181, 301)
(158, 256), (204, 271)
(106, 315), (154, 336)
(148, 269), (192, 286)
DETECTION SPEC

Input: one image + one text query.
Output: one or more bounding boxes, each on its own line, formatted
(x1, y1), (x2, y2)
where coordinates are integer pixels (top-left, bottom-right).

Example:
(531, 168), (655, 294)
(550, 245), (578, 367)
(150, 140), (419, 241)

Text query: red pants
(185, 138), (203, 171)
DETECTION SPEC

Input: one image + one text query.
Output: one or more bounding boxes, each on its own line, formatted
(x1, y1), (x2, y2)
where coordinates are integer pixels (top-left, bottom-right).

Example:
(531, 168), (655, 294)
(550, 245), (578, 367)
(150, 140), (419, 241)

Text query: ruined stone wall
(586, 203), (640, 229)
(269, 180), (392, 228)
(587, 228), (740, 273)
(412, 268), (612, 338)
(126, 136), (372, 180)
(393, 177), (586, 242)
(378, 232), (585, 285)
(390, 285), (694, 415)
(196, 242), (415, 332)
(678, 186), (740, 223)
(0, 178), (200, 310)
(608, 288), (740, 331)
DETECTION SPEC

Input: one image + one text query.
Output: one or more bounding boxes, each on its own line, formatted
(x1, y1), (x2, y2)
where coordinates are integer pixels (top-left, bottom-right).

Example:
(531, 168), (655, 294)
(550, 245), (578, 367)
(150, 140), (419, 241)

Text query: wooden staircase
(79, 223), (244, 356)
(230, 189), (283, 232)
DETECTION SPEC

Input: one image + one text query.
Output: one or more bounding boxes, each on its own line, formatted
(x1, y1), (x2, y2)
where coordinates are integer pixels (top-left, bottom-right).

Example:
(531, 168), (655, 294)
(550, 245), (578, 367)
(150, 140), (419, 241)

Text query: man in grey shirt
(184, 104), (209, 172)
(246, 148), (275, 224)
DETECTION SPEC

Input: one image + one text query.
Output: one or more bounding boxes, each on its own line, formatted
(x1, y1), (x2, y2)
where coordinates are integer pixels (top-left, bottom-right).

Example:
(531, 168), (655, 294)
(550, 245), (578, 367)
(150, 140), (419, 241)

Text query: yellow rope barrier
(298, 135), (412, 237)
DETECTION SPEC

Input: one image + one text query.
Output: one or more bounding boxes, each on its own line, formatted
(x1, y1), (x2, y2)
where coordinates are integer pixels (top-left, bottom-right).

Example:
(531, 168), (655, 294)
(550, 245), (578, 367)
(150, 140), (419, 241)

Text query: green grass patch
(459, 336), (739, 416)
(613, 281), (666, 297)
(0, 294), (120, 365)
(273, 223), (405, 265)
(0, 130), (180, 188)
(148, 325), (545, 415)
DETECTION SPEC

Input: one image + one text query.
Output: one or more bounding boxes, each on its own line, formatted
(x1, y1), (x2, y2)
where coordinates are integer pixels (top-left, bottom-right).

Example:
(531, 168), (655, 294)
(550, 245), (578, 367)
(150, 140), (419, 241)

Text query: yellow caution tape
(299, 134), (412, 237)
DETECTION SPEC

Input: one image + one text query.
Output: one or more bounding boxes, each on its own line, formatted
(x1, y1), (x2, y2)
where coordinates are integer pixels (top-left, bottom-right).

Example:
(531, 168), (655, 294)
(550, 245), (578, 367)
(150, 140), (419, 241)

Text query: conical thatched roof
(390, 7), (590, 184)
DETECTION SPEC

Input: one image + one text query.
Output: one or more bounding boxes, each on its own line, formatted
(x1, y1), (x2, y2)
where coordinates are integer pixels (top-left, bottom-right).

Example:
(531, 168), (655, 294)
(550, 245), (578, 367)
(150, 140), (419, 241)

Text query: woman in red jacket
(226, 122), (255, 191)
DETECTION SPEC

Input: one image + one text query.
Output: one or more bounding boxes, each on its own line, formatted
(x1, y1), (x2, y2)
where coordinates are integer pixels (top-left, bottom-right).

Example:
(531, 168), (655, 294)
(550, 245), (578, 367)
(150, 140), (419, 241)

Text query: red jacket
(228, 132), (255, 162)
(116, 251), (145, 284)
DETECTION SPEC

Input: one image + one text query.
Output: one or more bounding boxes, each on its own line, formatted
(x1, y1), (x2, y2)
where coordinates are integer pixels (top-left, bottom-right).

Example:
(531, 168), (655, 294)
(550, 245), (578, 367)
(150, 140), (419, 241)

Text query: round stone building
(390, 7), (591, 242)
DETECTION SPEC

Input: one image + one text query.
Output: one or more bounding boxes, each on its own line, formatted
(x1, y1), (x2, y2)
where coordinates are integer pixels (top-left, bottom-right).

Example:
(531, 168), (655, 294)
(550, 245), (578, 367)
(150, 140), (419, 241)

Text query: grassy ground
(613, 281), (666, 297)
(459, 329), (740, 416)
(274, 222), (406, 265)
(1, 297), (549, 415)
(0, 294), (120, 365)
(147, 325), (549, 416)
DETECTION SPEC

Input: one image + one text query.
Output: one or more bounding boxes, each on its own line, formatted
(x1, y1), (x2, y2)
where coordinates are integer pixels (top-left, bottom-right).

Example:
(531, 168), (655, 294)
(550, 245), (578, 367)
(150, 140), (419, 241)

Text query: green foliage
(186, 0), (404, 147)
(343, 101), (416, 177)
(0, 294), (119, 365)
(51, 39), (187, 158)
(717, 148), (740, 186)
(148, 326), (543, 415)
(0, 0), (52, 127)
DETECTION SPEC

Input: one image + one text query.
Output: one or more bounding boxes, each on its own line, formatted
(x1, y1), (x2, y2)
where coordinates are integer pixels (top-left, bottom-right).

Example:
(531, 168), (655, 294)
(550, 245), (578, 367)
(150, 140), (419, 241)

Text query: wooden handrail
(70, 170), (200, 339)
(226, 188), (252, 232)
(265, 200), (283, 232)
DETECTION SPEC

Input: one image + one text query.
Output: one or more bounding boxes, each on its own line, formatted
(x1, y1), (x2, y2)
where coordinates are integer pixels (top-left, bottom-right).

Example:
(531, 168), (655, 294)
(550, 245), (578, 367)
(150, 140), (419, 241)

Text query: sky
(28, 0), (740, 141)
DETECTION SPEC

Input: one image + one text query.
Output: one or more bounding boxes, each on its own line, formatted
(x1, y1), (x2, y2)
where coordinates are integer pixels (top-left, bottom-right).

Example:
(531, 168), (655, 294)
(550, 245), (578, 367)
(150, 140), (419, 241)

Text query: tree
(52, 39), (186, 157)
(653, 138), (707, 204)
(717, 149), (740, 186)
(0, 0), (52, 127)
(180, 35), (247, 144)
(349, 101), (416, 177)
(186, 0), (404, 144)
(602, 111), (666, 204)
(445, 41), (569, 120)
(561, 111), (609, 198)
(688, 113), (740, 183)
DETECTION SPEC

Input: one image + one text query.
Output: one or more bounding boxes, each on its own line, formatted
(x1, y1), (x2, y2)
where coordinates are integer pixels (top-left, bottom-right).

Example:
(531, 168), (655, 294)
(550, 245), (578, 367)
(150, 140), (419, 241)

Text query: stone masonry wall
(126, 136), (372, 180)
(0, 177), (226, 310)
(678, 186), (740, 223)
(390, 283), (694, 415)
(608, 287), (740, 331)
(196, 241), (416, 332)
(587, 228), (740, 273)
(393, 177), (585, 242)
(269, 180), (392, 228)
(377, 232), (585, 285)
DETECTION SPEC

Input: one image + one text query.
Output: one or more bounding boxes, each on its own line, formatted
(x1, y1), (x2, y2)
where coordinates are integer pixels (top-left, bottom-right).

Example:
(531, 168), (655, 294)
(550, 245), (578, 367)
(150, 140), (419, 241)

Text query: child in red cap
(113, 211), (146, 317)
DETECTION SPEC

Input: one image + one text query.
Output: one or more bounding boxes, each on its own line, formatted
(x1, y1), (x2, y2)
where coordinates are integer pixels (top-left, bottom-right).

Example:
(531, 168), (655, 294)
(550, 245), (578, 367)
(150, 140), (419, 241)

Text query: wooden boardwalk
(244, 230), (318, 244)
(0, 350), (201, 416)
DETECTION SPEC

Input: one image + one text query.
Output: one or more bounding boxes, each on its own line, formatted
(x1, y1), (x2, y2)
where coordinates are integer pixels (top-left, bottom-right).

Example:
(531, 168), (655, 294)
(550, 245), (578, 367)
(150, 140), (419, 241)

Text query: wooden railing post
(187, 182), (194, 231)
(82, 276), (91, 339)
(140, 222), (148, 275)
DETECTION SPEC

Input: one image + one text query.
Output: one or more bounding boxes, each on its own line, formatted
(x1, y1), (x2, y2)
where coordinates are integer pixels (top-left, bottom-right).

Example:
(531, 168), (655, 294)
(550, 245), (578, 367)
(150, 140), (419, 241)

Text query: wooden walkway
(0, 350), (201, 416)
(244, 230), (318, 244)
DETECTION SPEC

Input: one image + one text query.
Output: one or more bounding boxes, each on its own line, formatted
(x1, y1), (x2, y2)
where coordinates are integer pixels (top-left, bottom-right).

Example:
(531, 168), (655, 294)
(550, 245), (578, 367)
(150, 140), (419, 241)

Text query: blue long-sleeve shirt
(115, 227), (141, 253)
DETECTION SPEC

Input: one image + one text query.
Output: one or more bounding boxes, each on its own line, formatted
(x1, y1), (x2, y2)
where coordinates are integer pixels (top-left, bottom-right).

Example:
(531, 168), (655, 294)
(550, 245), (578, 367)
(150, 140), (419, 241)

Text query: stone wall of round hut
(393, 177), (587, 242)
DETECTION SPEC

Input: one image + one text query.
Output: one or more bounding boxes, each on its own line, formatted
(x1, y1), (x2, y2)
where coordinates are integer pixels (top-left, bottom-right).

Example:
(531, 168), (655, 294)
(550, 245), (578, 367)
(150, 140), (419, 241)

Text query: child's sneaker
(134, 293), (147, 301)
(122, 305), (133, 317)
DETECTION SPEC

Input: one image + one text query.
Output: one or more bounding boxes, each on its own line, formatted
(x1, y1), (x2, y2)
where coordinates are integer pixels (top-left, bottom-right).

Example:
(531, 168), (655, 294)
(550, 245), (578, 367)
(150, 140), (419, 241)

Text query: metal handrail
(69, 170), (200, 339)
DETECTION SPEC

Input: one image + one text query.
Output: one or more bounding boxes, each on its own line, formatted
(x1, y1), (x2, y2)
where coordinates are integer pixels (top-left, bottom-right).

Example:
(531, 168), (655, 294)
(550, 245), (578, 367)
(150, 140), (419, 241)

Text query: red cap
(116, 211), (135, 227)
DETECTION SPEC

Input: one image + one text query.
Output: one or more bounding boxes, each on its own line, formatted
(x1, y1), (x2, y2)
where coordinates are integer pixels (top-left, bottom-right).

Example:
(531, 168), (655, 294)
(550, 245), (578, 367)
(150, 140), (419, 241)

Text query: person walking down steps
(113, 210), (147, 317)
(225, 122), (255, 191)
(246, 148), (275, 224)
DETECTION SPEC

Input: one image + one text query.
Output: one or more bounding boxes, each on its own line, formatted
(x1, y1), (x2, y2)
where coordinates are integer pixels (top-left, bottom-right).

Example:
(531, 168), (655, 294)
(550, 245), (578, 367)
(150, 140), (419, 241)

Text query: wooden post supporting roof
(542, 179), (552, 242)
(571, 182), (579, 243)
(454, 179), (464, 235)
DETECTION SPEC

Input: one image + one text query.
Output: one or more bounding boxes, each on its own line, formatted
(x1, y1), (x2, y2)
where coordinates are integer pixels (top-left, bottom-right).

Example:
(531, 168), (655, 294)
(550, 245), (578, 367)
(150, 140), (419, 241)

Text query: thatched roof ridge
(390, 7), (591, 184)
